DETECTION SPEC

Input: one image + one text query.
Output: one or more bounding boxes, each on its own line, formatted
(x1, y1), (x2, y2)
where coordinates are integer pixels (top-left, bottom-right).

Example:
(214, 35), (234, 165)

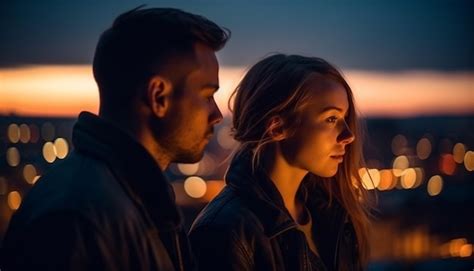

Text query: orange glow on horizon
(1, 65), (473, 117)
(0, 65), (99, 117)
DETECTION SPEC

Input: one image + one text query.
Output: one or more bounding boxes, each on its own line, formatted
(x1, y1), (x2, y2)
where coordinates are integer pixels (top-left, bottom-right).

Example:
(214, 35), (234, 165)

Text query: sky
(0, 0), (473, 117)
(1, 0), (473, 70)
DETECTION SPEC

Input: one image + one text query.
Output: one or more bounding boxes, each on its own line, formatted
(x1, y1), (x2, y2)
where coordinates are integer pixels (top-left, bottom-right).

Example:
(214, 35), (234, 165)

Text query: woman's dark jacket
(1, 112), (194, 271)
(189, 150), (362, 271)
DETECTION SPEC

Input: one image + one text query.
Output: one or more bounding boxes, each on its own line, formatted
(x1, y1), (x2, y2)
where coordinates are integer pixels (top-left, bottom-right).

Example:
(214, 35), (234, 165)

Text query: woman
(189, 54), (373, 271)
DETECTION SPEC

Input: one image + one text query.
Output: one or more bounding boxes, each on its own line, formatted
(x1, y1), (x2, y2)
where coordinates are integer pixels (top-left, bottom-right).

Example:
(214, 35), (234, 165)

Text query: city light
(400, 168), (417, 189)
(7, 191), (22, 210)
(464, 151), (474, 172)
(42, 142), (57, 163)
(19, 124), (31, 143)
(392, 155), (409, 177)
(427, 175), (443, 196)
(6, 147), (20, 167)
(54, 138), (69, 159)
(177, 163), (200, 176)
(416, 138), (432, 160)
(23, 164), (37, 184)
(184, 176), (207, 198)
(453, 143), (466, 164)
(7, 123), (20, 143)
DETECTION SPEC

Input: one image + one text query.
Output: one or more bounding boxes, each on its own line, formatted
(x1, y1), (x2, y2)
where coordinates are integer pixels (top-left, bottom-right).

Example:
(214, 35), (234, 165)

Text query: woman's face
(280, 76), (355, 177)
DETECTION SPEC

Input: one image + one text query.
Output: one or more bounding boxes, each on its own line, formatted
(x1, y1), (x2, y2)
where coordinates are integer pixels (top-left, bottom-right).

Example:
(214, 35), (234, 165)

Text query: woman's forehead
(303, 76), (349, 112)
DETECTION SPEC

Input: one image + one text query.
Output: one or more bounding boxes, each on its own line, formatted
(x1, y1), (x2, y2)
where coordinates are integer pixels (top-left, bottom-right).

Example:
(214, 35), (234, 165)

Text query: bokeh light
(439, 154), (456, 175)
(184, 176), (207, 198)
(42, 142), (57, 163)
(6, 147), (21, 167)
(413, 167), (424, 188)
(360, 168), (380, 190)
(427, 175), (443, 196)
(7, 191), (22, 210)
(377, 169), (396, 191)
(416, 138), (432, 160)
(452, 143), (466, 164)
(7, 123), (20, 143)
(464, 151), (474, 171)
(177, 163), (200, 175)
(449, 238), (467, 257)
(460, 244), (473, 258)
(19, 124), (31, 143)
(401, 168), (417, 189)
(54, 138), (69, 159)
(392, 155), (409, 176)
(23, 164), (38, 184)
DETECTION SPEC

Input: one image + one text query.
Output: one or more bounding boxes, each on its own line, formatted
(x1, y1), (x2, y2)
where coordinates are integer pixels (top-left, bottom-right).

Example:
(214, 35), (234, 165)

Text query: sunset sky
(0, 1), (473, 117)
(1, 65), (472, 117)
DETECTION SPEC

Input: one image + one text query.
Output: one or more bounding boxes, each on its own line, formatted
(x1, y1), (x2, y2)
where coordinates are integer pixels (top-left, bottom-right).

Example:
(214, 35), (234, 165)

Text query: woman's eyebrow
(320, 106), (345, 114)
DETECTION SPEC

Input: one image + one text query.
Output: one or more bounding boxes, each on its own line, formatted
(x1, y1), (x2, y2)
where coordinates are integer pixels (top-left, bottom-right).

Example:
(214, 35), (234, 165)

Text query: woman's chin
(310, 168), (338, 178)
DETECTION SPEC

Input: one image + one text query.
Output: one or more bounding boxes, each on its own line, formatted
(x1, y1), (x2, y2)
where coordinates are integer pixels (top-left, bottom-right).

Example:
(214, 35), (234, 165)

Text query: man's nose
(210, 99), (223, 125)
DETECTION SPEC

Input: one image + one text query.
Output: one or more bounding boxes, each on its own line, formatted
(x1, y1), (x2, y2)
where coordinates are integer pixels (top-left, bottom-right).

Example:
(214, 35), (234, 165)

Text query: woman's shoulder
(190, 185), (264, 236)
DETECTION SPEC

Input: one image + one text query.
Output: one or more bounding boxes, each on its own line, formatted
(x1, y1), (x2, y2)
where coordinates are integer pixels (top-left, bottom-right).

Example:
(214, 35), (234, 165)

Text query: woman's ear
(267, 116), (287, 141)
(147, 75), (173, 118)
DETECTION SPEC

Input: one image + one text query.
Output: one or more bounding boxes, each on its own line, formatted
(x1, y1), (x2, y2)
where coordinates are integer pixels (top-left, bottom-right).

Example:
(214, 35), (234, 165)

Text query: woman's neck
(267, 145), (308, 223)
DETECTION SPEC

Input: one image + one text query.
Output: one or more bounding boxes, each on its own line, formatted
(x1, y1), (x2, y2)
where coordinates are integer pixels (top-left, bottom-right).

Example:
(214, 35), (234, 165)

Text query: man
(2, 7), (229, 271)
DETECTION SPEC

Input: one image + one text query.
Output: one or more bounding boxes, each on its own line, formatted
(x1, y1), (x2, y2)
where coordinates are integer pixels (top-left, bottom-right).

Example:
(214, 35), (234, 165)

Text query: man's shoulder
(10, 152), (140, 230)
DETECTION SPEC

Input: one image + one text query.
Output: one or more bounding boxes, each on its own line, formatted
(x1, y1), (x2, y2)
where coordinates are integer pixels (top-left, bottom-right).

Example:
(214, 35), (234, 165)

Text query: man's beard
(149, 114), (206, 164)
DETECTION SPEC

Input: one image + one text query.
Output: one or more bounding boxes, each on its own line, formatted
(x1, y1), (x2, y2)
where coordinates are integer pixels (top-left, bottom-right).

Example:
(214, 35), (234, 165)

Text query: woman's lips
(330, 155), (344, 162)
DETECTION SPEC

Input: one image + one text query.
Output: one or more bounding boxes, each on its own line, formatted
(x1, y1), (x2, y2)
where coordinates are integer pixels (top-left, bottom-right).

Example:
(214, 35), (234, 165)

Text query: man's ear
(267, 116), (287, 141)
(147, 75), (173, 118)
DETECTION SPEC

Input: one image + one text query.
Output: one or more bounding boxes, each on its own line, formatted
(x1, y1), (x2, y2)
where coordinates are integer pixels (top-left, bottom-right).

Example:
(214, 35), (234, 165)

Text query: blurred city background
(1, 1), (473, 270)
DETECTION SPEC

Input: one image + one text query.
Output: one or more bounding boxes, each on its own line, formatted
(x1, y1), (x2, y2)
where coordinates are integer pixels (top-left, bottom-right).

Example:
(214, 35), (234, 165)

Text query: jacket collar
(72, 111), (181, 231)
(225, 149), (297, 237)
(225, 148), (347, 232)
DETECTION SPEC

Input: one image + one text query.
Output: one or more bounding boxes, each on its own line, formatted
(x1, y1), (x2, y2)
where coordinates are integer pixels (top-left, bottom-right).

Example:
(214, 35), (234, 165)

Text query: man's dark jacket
(189, 150), (362, 271)
(1, 112), (194, 271)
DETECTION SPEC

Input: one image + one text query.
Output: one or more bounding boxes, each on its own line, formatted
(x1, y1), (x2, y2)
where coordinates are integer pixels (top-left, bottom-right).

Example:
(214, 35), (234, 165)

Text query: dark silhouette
(1, 6), (229, 271)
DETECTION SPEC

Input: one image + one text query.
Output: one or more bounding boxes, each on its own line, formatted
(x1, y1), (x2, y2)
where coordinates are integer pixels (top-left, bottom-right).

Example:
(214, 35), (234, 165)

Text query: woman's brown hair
(229, 54), (373, 266)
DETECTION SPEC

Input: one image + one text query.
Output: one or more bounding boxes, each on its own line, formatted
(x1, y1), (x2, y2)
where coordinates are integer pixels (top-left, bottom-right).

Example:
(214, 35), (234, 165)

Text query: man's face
(156, 43), (223, 164)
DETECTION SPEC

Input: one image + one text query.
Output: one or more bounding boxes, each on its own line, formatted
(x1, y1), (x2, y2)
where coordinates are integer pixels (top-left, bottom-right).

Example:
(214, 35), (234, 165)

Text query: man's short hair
(93, 6), (230, 112)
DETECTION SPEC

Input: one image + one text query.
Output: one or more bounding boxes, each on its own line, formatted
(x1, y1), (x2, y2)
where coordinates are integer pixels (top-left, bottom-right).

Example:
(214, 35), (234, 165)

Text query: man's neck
(99, 112), (171, 171)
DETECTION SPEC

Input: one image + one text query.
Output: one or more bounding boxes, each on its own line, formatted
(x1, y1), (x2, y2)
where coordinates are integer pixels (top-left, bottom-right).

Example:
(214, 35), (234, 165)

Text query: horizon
(1, 65), (473, 118)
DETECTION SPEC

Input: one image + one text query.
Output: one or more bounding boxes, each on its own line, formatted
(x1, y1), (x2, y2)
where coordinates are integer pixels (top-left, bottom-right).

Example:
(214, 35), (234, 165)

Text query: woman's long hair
(229, 54), (373, 265)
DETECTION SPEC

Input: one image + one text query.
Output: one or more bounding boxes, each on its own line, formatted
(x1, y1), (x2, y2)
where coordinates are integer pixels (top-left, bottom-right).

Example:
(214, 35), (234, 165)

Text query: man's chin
(175, 149), (205, 164)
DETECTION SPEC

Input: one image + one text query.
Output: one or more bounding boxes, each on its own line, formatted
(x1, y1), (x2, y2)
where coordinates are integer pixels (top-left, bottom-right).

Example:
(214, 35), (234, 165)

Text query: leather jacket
(1, 112), (194, 271)
(189, 150), (362, 271)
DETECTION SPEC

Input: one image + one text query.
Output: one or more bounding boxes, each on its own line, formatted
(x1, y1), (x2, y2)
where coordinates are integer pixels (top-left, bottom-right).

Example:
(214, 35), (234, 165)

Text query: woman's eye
(326, 116), (338, 123)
